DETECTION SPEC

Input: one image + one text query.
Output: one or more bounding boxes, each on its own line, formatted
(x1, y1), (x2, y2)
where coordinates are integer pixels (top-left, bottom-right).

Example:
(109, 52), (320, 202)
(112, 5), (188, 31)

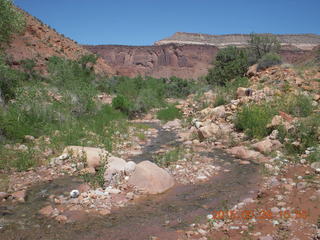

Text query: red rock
(0, 192), (9, 201)
(12, 190), (27, 203)
(77, 183), (91, 193)
(39, 205), (54, 216)
(55, 215), (68, 223)
(279, 111), (294, 122)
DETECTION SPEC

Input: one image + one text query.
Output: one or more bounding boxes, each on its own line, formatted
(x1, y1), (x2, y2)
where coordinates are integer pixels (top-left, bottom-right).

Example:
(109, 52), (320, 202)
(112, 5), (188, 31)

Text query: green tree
(206, 46), (248, 86)
(248, 33), (281, 63)
(0, 0), (25, 47)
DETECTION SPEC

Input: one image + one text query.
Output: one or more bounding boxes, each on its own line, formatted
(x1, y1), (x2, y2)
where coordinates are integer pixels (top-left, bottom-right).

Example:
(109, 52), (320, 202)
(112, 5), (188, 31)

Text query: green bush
(106, 76), (166, 115)
(112, 94), (132, 116)
(155, 147), (184, 167)
(0, 0), (25, 47)
(280, 94), (314, 117)
(157, 105), (182, 122)
(235, 103), (275, 139)
(165, 76), (196, 98)
(306, 146), (320, 163)
(0, 56), (28, 101)
(206, 46), (248, 86)
(47, 56), (97, 115)
(282, 114), (320, 155)
(257, 53), (282, 70)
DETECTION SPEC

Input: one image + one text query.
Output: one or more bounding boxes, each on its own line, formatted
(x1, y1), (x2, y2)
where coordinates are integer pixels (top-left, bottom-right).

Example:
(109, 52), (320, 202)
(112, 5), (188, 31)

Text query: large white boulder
(128, 161), (174, 194)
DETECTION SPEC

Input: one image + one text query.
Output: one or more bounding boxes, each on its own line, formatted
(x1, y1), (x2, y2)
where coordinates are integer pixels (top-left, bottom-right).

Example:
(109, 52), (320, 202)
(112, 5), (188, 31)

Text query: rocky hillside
(4, 9), (114, 76)
(156, 32), (320, 50)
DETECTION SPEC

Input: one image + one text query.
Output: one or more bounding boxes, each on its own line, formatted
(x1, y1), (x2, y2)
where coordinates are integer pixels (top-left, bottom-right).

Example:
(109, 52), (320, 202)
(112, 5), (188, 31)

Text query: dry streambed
(0, 122), (260, 240)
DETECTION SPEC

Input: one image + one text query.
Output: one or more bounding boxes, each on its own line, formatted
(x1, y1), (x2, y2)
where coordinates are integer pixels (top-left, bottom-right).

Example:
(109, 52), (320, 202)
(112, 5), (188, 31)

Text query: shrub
(235, 103), (275, 139)
(47, 56), (97, 115)
(155, 147), (184, 167)
(157, 105), (182, 122)
(248, 33), (281, 63)
(106, 76), (166, 115)
(112, 94), (132, 116)
(257, 53), (282, 70)
(282, 114), (320, 154)
(0, 56), (28, 101)
(206, 46), (248, 86)
(306, 146), (320, 163)
(280, 94), (313, 117)
(165, 76), (196, 98)
(0, 0), (25, 47)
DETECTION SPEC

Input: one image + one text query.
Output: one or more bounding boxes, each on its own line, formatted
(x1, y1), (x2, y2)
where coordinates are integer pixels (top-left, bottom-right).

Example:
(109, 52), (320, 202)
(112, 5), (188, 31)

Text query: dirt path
(0, 123), (261, 240)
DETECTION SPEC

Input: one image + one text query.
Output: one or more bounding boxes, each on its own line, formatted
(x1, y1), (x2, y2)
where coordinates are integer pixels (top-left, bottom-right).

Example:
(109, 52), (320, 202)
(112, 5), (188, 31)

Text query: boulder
(12, 190), (27, 203)
(236, 87), (253, 98)
(227, 146), (264, 161)
(63, 146), (109, 170)
(246, 64), (258, 77)
(128, 161), (174, 194)
(39, 205), (54, 216)
(104, 156), (127, 183)
(311, 162), (320, 170)
(252, 139), (282, 154)
(163, 119), (181, 129)
(200, 106), (226, 119)
(198, 123), (220, 139)
(124, 161), (136, 174)
(211, 106), (226, 119)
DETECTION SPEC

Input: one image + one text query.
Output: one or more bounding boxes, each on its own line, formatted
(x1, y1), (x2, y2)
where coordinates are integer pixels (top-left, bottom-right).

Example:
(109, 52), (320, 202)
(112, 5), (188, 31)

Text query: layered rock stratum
(155, 32), (320, 50)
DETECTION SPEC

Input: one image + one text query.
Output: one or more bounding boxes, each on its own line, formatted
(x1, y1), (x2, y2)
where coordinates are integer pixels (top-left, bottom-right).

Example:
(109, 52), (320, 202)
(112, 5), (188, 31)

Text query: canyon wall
(84, 33), (320, 79)
(84, 44), (219, 79)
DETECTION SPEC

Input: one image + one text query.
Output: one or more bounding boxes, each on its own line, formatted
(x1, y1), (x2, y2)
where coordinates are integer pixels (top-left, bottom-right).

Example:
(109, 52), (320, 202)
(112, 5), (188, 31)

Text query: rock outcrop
(84, 44), (219, 79)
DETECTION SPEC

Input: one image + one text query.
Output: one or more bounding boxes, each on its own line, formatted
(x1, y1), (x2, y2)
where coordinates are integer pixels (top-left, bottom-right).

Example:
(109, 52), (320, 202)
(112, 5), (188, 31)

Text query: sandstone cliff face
(84, 44), (219, 79)
(84, 43), (316, 79)
(5, 10), (115, 76)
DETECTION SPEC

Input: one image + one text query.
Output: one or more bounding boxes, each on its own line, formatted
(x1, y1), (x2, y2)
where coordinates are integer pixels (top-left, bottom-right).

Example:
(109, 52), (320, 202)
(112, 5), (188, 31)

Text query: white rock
(70, 190), (80, 198)
(124, 161), (136, 175)
(58, 153), (69, 160)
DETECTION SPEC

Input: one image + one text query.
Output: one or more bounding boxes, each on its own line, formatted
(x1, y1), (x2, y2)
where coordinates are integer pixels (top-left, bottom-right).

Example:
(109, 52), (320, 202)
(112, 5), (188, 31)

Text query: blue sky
(15, 0), (320, 46)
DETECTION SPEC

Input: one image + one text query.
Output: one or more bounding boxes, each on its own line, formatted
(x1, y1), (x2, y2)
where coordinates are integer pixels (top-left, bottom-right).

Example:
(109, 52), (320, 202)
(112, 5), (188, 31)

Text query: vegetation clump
(157, 105), (183, 122)
(206, 46), (248, 86)
(257, 52), (282, 71)
(235, 103), (275, 139)
(0, 0), (25, 47)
